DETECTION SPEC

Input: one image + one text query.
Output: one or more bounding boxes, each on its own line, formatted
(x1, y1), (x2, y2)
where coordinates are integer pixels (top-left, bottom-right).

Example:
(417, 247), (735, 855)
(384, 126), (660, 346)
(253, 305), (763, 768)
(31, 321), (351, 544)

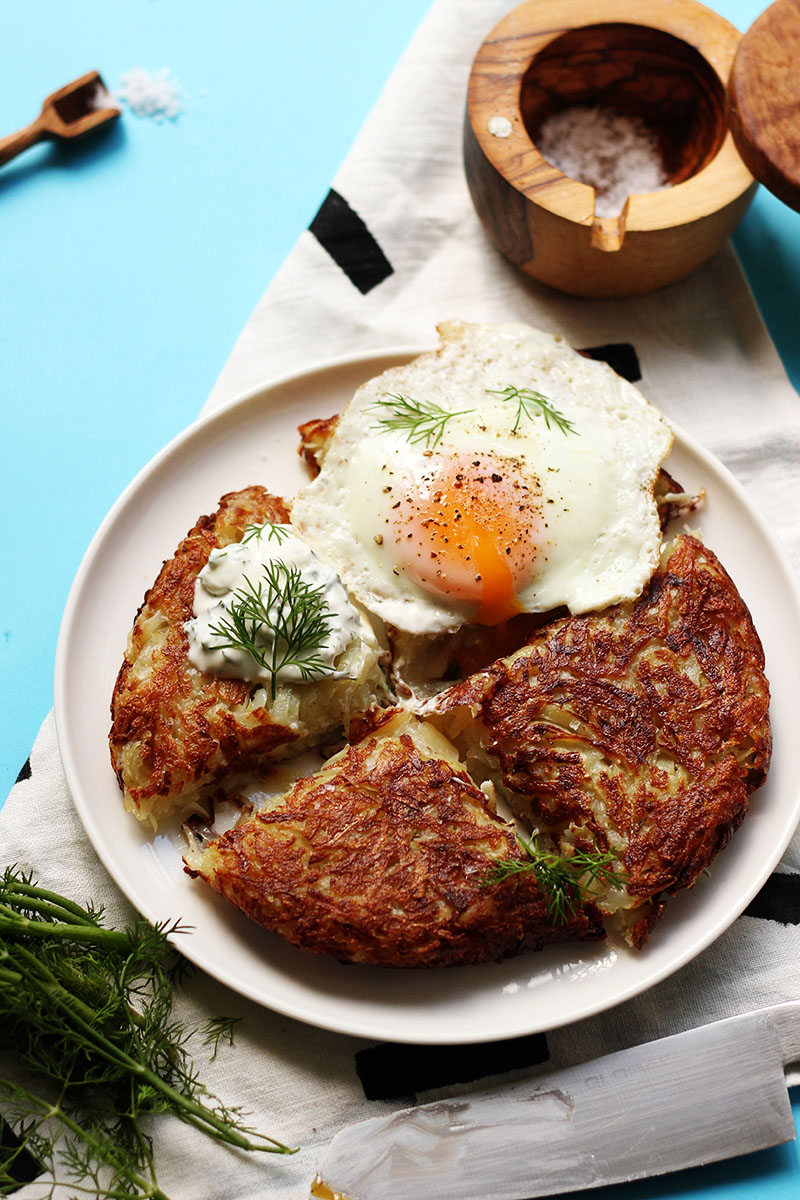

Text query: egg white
(291, 321), (673, 635)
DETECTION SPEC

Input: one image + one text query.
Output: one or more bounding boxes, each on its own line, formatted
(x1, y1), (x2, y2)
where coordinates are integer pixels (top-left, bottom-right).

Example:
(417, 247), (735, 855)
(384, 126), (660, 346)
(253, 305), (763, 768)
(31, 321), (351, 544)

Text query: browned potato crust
(110, 487), (294, 824)
(297, 415), (340, 477)
(110, 486), (386, 826)
(184, 713), (604, 966)
(431, 535), (771, 945)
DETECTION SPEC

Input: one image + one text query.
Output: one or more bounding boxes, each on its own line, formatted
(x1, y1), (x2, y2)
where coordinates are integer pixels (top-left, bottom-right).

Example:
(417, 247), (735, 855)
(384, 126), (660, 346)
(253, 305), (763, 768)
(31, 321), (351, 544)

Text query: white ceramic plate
(55, 350), (800, 1045)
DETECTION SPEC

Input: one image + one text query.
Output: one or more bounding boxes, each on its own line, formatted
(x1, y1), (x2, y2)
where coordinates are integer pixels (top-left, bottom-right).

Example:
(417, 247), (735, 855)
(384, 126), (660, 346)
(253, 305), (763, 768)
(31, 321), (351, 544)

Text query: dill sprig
(487, 385), (578, 436)
(0, 867), (293, 1199)
(485, 835), (620, 924)
(241, 522), (291, 546)
(202, 1016), (242, 1061)
(208, 561), (338, 700)
(371, 392), (474, 449)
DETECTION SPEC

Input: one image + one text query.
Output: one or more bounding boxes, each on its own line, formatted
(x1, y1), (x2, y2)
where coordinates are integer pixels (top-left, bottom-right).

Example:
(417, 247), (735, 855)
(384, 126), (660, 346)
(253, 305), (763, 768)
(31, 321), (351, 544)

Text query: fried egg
(291, 321), (673, 635)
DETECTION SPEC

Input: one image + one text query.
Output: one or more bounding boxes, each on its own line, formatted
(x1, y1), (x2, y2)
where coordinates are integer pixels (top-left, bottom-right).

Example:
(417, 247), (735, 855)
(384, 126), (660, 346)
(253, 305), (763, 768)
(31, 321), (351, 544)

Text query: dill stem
(5, 878), (97, 921)
(269, 600), (281, 699)
(130, 1095), (162, 1195)
(0, 892), (90, 925)
(0, 912), (132, 950)
(0, 962), (22, 985)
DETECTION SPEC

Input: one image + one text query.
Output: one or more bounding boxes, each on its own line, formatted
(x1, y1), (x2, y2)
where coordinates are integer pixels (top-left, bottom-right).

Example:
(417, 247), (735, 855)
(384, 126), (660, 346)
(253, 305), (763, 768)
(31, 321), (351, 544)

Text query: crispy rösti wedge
(183, 711), (604, 966)
(428, 535), (771, 946)
(110, 486), (387, 827)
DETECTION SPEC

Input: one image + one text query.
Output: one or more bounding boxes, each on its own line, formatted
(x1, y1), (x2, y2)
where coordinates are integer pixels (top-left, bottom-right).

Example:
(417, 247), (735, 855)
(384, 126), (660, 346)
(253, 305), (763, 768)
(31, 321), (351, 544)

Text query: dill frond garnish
(487, 385), (578, 436)
(241, 522), (291, 546)
(208, 561), (337, 699)
(0, 867), (294, 1199)
(371, 392), (474, 449)
(484, 835), (620, 924)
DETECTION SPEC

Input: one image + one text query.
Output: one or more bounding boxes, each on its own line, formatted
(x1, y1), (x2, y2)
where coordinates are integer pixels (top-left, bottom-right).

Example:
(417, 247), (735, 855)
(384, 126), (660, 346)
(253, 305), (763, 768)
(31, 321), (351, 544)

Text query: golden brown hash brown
(183, 712), (604, 967)
(110, 488), (292, 823)
(430, 535), (771, 947)
(110, 486), (385, 827)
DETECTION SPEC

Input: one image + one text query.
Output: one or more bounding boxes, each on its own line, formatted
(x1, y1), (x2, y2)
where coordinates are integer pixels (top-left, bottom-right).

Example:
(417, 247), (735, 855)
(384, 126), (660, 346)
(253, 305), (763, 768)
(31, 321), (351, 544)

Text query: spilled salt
(537, 106), (668, 218)
(89, 83), (120, 113)
(114, 68), (182, 121)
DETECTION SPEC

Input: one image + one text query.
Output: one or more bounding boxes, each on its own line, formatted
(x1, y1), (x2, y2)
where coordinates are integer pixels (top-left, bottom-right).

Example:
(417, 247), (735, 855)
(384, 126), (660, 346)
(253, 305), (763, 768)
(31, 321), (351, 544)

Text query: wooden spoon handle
(0, 117), (48, 167)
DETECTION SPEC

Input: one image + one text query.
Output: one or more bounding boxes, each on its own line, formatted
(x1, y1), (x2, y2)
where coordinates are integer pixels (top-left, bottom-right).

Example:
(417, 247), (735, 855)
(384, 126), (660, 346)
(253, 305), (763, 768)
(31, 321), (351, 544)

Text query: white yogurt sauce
(184, 524), (362, 687)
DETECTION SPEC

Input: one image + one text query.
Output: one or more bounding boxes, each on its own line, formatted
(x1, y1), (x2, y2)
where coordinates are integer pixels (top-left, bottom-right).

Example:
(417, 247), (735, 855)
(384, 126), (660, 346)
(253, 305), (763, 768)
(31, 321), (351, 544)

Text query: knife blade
(311, 1002), (800, 1200)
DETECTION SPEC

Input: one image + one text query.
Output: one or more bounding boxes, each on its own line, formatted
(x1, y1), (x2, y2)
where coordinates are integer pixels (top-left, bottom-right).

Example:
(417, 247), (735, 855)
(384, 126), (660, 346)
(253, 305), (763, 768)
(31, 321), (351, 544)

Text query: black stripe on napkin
(0, 1115), (43, 1188)
(309, 188), (393, 294)
(15, 757), (31, 784)
(580, 343), (642, 383)
(355, 1032), (550, 1102)
(742, 872), (800, 925)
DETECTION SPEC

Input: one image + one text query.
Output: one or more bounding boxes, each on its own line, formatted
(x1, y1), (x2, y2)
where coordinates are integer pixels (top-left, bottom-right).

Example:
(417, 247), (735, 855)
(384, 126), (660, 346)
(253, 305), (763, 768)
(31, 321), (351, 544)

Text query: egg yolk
(390, 452), (542, 624)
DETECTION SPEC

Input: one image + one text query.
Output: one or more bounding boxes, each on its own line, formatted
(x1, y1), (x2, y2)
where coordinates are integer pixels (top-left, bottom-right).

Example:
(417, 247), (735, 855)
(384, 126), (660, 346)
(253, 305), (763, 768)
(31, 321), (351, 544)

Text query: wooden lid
(728, 0), (800, 211)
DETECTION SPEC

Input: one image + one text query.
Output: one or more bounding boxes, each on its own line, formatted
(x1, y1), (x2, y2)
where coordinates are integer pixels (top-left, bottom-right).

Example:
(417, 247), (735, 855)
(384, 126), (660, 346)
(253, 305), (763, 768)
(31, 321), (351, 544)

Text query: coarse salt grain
(488, 115), (513, 138)
(537, 106), (668, 218)
(115, 68), (182, 121)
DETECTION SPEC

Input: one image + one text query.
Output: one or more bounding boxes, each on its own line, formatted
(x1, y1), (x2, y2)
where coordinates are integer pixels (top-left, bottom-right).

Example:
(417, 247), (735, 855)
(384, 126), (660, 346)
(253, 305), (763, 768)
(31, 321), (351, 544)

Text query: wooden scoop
(0, 70), (120, 167)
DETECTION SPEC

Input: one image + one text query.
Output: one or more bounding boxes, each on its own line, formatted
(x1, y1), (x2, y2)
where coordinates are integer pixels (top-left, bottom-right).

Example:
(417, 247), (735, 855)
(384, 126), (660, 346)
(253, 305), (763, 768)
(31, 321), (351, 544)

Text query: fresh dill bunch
(486, 385), (578, 436)
(208, 560), (338, 699)
(485, 835), (620, 924)
(241, 522), (291, 546)
(0, 866), (294, 1199)
(371, 392), (474, 449)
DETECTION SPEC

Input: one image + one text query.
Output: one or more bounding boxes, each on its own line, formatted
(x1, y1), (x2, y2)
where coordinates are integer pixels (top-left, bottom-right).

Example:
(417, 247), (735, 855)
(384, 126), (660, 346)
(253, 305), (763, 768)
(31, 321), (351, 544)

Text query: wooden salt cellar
(464, 0), (756, 297)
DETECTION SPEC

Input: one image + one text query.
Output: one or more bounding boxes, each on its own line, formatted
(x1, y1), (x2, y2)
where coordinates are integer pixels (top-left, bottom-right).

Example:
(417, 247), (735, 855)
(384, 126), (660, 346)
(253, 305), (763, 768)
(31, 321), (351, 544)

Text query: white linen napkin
(4, 1), (799, 1196)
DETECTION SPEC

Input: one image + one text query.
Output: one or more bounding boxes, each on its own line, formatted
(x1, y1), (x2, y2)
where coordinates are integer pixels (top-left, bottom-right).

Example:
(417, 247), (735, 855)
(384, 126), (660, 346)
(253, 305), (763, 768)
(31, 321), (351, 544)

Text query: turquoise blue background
(1, 3), (798, 1195)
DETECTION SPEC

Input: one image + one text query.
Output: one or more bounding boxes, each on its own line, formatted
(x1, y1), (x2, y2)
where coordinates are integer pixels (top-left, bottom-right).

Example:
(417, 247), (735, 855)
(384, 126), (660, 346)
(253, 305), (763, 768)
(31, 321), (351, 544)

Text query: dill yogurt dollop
(185, 524), (362, 694)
